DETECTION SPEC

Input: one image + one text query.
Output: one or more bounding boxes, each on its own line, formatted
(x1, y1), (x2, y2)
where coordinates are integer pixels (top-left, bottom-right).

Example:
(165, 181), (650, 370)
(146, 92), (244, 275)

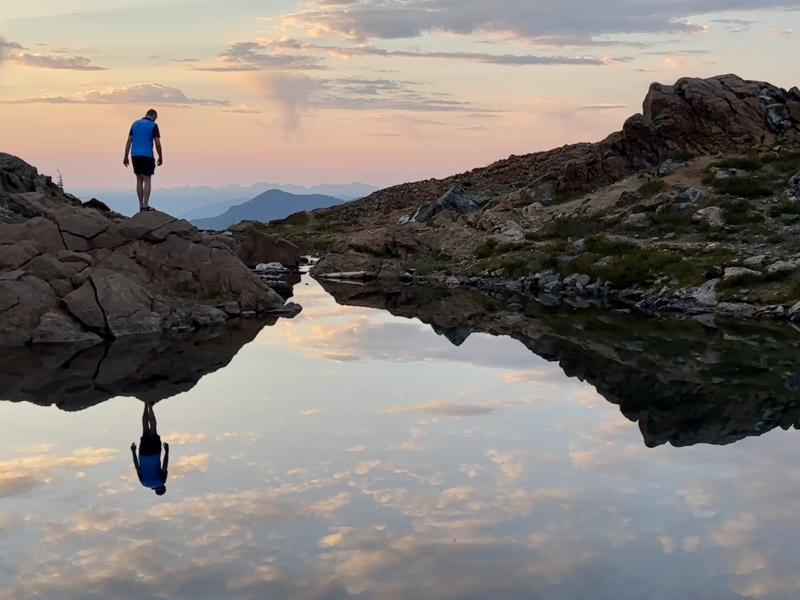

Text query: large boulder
(410, 185), (484, 223)
(233, 225), (303, 268)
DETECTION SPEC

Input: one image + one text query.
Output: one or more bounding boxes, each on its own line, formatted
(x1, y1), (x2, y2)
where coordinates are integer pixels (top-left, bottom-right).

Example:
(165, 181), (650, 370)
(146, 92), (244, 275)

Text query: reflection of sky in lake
(1, 277), (798, 599)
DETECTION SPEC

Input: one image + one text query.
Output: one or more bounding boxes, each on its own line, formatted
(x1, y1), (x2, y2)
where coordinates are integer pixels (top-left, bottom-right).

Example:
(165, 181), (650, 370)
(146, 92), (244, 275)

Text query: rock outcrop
(0, 153), (296, 345)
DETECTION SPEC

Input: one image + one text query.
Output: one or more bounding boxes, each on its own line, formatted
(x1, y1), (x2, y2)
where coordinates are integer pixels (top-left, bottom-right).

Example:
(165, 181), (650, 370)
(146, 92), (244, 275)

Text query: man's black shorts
(132, 156), (156, 176)
(140, 435), (162, 456)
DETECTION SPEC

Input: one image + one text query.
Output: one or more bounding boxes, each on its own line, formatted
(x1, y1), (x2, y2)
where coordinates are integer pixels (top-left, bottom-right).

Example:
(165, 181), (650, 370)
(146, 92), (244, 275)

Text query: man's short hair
(146, 109), (158, 119)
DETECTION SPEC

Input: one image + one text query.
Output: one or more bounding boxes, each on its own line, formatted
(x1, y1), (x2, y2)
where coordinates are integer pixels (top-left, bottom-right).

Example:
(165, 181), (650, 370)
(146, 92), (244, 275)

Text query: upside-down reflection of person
(131, 402), (169, 496)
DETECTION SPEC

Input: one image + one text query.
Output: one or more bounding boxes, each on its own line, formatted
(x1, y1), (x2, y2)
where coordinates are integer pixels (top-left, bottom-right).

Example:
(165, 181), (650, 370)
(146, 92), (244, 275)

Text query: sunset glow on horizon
(1, 1), (798, 189)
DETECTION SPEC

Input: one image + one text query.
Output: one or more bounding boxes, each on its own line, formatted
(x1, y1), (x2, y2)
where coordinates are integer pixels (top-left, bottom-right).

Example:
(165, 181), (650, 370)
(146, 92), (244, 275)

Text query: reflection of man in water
(131, 402), (169, 496)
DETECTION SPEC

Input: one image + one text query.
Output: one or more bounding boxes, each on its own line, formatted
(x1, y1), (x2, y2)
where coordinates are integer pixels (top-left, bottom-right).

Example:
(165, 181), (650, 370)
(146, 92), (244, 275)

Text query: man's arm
(155, 138), (163, 166)
(130, 443), (140, 472)
(123, 135), (132, 167)
(161, 442), (169, 482)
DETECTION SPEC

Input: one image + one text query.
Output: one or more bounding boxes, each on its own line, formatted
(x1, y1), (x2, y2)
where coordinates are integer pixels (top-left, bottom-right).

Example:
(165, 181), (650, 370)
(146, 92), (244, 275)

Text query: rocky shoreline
(351, 269), (798, 323)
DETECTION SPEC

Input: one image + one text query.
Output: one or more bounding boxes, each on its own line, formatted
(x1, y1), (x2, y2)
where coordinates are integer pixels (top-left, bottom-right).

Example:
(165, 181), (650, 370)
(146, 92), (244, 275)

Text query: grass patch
(762, 151), (800, 175)
(706, 175), (775, 198)
(710, 156), (764, 172)
(272, 211), (309, 226)
(529, 214), (604, 241)
(670, 150), (698, 162)
(769, 201), (800, 218)
(639, 179), (667, 197)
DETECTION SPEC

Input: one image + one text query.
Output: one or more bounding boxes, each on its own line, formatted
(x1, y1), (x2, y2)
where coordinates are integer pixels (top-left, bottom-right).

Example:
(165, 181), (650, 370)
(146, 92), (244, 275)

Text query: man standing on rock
(131, 402), (169, 496)
(123, 109), (163, 212)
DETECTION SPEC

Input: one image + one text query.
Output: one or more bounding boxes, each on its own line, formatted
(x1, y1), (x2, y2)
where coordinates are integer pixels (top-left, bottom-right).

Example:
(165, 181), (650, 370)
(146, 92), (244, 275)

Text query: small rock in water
(256, 262), (288, 273)
(693, 279), (720, 306)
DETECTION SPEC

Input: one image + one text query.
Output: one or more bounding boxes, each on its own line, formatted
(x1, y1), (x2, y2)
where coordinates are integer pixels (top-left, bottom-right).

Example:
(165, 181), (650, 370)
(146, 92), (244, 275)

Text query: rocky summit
(0, 153), (299, 346)
(264, 74), (800, 322)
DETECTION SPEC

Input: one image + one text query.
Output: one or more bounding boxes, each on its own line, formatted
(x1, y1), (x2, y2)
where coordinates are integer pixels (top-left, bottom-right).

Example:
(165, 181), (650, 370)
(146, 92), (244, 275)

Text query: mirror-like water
(1, 276), (798, 600)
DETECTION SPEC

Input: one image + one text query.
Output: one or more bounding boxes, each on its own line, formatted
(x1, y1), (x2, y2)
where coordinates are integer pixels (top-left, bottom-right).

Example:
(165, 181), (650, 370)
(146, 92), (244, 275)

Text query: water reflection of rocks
(321, 279), (800, 448)
(0, 319), (271, 411)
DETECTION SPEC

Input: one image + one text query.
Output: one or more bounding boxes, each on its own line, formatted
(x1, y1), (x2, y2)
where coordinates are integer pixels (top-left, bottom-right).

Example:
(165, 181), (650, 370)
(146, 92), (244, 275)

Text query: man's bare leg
(136, 175), (145, 210)
(142, 404), (150, 435)
(147, 403), (159, 435)
(143, 176), (152, 210)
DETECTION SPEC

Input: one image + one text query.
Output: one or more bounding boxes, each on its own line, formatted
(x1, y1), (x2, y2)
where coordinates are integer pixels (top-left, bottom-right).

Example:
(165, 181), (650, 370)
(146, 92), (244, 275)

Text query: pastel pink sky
(0, 1), (798, 188)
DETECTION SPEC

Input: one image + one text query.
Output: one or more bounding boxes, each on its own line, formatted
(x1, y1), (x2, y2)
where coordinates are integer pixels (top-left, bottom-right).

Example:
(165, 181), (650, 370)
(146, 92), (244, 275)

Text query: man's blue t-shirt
(139, 454), (164, 489)
(130, 118), (161, 158)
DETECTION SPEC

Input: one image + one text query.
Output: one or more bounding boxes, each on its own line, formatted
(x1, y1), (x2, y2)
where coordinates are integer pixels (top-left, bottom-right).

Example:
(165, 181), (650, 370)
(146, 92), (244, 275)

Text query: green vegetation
(473, 239), (527, 259)
(762, 150), (800, 175)
(528, 214), (604, 241)
(559, 235), (734, 288)
(274, 211), (310, 226)
(638, 179), (667, 197)
(670, 150), (698, 162)
(709, 156), (764, 172)
(705, 174), (775, 198)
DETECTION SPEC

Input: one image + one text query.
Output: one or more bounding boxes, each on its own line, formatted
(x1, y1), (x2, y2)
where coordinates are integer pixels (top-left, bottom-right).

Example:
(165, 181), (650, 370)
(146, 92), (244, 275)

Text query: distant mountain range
(70, 182), (378, 218)
(190, 189), (347, 231)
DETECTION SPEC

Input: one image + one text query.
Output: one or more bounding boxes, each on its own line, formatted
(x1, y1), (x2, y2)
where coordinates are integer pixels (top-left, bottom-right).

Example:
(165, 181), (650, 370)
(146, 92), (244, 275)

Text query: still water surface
(0, 276), (798, 599)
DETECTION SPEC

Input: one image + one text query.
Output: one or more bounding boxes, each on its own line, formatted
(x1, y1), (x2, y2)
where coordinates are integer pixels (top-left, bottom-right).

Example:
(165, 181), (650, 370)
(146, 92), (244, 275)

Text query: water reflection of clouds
(4, 281), (800, 599)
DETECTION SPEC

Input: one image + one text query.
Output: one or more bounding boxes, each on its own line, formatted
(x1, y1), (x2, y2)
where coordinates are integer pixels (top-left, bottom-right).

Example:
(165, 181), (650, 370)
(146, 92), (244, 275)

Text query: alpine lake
(1, 273), (799, 600)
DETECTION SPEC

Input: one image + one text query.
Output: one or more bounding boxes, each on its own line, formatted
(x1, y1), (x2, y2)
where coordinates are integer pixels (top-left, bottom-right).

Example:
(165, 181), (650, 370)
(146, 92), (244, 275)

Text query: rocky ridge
(0, 153), (299, 345)
(264, 75), (800, 322)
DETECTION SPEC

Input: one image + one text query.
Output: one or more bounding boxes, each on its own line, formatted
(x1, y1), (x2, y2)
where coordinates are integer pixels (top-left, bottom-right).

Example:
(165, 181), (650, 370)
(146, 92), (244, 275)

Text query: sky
(0, 1), (799, 189)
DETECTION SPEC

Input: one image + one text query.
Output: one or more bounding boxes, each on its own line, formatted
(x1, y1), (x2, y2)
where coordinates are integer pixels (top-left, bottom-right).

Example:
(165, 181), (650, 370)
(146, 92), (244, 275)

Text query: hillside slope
(263, 74), (800, 321)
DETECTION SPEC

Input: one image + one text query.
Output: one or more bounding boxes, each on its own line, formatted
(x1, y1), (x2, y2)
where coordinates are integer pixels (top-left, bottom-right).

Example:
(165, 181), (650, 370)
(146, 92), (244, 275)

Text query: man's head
(155, 486), (167, 496)
(145, 109), (158, 121)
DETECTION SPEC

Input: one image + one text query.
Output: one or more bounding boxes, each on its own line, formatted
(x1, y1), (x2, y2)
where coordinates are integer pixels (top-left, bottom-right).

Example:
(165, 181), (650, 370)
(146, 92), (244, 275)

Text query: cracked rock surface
(0, 153), (292, 345)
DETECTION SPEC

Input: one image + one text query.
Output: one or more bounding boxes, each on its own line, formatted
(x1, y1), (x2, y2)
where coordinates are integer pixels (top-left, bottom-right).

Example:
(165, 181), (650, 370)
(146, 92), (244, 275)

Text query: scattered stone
(83, 198), (111, 212)
(766, 261), (798, 277)
(676, 187), (706, 204)
(656, 203), (696, 217)
(32, 310), (103, 346)
(256, 262), (289, 274)
(693, 207), (725, 228)
(789, 301), (800, 321)
(521, 202), (546, 220)
(617, 191), (642, 207)
(445, 276), (461, 287)
(743, 255), (768, 268)
(787, 173), (800, 202)
(723, 267), (762, 284)
(564, 273), (592, 289)
(693, 279), (720, 306)
(622, 212), (652, 229)
(658, 159), (688, 176)
(410, 185), (484, 223)
(318, 271), (375, 281)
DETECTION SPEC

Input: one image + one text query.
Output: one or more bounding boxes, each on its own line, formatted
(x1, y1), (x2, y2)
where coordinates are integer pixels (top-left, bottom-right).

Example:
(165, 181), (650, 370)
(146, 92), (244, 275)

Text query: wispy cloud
(12, 52), (107, 71)
(203, 38), (605, 70)
(279, 0), (800, 45)
(3, 83), (229, 106)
